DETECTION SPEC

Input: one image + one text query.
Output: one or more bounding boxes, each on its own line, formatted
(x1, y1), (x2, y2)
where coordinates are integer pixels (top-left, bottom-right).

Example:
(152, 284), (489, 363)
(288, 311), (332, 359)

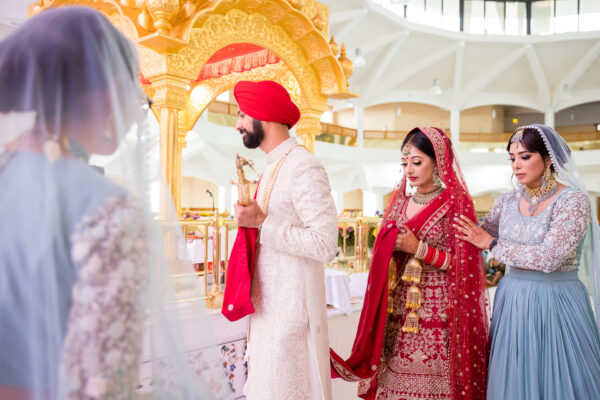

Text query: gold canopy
(29, 0), (356, 215)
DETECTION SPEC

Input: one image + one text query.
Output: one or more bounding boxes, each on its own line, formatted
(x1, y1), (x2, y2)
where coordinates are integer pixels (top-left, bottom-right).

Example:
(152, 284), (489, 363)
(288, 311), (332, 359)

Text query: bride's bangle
(415, 240), (428, 259)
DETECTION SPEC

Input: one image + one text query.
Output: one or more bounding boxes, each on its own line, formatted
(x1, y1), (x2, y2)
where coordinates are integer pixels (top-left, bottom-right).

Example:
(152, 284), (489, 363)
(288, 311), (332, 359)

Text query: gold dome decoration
(312, 13), (325, 31)
(329, 35), (339, 57)
(338, 43), (354, 83)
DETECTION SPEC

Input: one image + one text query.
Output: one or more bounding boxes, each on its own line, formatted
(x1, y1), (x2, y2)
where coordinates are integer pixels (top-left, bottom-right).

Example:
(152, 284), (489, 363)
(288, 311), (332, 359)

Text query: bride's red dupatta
(330, 127), (489, 400)
(330, 191), (450, 398)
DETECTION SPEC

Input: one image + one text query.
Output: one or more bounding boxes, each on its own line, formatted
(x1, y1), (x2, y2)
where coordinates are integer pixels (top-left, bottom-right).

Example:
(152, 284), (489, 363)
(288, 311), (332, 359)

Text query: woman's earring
(44, 134), (67, 162)
(542, 164), (555, 186)
(433, 168), (442, 188)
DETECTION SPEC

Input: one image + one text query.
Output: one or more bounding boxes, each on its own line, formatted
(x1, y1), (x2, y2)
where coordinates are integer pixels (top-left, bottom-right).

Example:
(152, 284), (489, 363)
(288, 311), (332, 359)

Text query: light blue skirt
(488, 268), (600, 400)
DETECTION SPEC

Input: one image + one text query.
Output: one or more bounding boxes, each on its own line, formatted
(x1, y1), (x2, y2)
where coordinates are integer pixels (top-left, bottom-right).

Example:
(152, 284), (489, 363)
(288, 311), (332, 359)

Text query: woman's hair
(402, 128), (436, 161)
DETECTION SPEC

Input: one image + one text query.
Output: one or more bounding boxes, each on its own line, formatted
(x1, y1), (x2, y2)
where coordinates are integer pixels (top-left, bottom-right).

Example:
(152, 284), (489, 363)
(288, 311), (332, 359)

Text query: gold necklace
(412, 187), (443, 205)
(522, 166), (558, 215)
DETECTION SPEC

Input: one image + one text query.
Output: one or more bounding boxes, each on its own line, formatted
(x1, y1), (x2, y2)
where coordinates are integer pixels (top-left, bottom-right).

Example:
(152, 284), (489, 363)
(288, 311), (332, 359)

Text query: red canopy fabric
(197, 43), (280, 81)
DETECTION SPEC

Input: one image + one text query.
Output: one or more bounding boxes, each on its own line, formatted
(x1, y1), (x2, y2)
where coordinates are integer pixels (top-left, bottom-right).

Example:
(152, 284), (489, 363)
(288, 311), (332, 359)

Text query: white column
(333, 191), (345, 214)
(218, 185), (231, 213)
(355, 105), (364, 147)
(374, 189), (385, 215)
(363, 190), (376, 216)
(450, 108), (460, 146)
(544, 110), (555, 128)
(230, 186), (238, 212)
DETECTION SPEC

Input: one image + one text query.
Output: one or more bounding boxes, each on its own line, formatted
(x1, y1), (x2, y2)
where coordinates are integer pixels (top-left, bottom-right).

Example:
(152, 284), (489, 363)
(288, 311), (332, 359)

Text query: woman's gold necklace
(522, 167), (558, 215)
(412, 186), (444, 205)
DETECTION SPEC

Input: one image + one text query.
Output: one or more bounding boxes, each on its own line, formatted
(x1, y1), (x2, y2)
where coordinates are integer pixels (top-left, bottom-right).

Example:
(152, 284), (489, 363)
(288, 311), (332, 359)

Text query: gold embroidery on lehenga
(376, 197), (452, 400)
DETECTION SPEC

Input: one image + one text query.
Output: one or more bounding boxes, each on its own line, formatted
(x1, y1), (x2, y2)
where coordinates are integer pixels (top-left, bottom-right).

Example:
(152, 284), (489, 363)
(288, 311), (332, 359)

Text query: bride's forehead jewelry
(511, 129), (524, 143)
(402, 137), (414, 157)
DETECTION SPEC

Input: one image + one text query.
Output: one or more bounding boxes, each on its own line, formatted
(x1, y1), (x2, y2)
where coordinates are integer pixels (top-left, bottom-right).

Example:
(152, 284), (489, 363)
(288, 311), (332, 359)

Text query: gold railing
(330, 216), (383, 273)
(167, 215), (382, 305)
(174, 217), (237, 308)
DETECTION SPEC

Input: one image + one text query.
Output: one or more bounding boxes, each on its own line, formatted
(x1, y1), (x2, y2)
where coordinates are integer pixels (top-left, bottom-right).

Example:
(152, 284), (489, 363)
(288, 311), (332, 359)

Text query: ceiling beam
(460, 45), (528, 106)
(452, 41), (465, 107)
(524, 45), (551, 110)
(365, 42), (460, 104)
(357, 31), (408, 57)
(361, 31), (409, 101)
(333, 10), (369, 44)
(329, 8), (369, 26)
(552, 41), (600, 108)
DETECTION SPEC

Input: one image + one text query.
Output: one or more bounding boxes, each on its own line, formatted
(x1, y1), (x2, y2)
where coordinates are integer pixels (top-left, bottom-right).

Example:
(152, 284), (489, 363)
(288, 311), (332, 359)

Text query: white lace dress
(60, 194), (148, 399)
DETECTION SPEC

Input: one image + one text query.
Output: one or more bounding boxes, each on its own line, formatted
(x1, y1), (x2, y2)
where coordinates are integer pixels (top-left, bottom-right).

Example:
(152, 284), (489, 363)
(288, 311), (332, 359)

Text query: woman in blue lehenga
(454, 124), (600, 399)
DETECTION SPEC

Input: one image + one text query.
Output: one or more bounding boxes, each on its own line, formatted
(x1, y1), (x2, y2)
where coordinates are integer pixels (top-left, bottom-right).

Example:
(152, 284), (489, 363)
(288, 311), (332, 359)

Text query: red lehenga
(331, 127), (489, 400)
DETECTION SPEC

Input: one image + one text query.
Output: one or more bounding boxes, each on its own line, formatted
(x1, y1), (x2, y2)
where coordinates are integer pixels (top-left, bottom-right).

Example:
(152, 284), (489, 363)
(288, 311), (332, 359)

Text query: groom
(232, 80), (338, 400)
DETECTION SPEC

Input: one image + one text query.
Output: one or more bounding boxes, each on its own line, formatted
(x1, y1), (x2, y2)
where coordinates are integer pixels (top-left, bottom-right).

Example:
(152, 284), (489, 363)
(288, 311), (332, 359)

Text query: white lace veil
(517, 124), (600, 327)
(0, 6), (229, 399)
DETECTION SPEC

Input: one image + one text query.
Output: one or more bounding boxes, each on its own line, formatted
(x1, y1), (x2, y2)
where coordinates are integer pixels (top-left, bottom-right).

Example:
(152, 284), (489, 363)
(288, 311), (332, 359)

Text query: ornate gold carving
(312, 12), (325, 31)
(146, 0), (181, 33)
(338, 43), (354, 83)
(289, 0), (303, 10)
(31, 0), (351, 214)
(329, 35), (339, 56)
(296, 108), (324, 153)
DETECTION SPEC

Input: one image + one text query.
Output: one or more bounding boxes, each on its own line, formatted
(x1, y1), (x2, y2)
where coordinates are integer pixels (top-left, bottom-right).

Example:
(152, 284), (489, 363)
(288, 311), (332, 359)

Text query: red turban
(234, 80), (301, 128)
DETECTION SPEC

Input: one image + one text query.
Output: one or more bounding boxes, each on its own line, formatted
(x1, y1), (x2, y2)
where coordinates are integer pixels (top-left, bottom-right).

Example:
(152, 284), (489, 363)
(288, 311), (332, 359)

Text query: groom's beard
(240, 119), (265, 149)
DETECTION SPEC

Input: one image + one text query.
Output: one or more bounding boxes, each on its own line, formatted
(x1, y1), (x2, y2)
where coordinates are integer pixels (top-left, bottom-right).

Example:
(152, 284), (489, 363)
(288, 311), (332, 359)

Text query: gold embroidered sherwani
(244, 137), (338, 400)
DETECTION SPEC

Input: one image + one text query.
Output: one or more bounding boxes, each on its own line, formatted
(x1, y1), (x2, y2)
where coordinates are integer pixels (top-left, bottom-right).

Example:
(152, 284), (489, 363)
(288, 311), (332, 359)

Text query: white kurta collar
(265, 136), (297, 165)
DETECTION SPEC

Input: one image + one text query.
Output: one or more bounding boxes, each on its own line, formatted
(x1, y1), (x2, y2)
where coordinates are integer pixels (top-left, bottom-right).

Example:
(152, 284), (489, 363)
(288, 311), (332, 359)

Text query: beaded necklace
(258, 145), (303, 214)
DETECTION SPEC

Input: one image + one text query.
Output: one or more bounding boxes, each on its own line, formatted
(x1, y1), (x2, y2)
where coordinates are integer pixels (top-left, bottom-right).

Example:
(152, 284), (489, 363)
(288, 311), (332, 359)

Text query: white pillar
(355, 105), (364, 147)
(218, 185), (231, 213)
(544, 110), (555, 128)
(374, 189), (385, 215)
(450, 108), (460, 147)
(230, 186), (238, 212)
(363, 190), (376, 216)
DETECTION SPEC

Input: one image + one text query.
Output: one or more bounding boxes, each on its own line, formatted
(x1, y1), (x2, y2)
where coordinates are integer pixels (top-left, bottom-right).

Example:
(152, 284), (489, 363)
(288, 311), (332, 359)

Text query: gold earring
(542, 164), (555, 186)
(433, 168), (442, 188)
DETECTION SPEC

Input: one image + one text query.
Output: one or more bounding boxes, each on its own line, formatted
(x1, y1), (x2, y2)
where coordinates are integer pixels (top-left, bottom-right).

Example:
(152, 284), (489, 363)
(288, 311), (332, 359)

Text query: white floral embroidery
(486, 188), (590, 273)
(60, 195), (148, 399)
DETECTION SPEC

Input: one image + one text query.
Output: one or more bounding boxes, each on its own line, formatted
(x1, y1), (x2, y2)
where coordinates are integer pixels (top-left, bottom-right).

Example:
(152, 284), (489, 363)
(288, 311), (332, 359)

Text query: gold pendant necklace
(412, 187), (443, 205)
(522, 167), (558, 215)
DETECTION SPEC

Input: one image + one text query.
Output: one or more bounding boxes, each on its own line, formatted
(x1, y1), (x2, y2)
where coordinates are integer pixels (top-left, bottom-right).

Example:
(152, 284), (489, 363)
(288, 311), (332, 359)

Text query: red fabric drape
(221, 178), (261, 321)
(221, 226), (258, 321)
(197, 44), (279, 81)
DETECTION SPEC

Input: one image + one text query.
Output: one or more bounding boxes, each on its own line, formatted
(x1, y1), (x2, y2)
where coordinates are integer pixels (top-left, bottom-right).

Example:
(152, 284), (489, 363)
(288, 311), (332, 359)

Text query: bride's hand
(454, 215), (494, 250)
(394, 225), (419, 254)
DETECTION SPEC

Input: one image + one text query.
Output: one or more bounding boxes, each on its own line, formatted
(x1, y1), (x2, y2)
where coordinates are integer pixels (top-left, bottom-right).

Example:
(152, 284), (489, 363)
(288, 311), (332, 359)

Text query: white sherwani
(244, 137), (338, 400)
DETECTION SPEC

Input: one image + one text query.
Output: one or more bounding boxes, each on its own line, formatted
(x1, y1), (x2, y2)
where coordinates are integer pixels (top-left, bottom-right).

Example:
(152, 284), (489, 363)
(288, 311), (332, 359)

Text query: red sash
(330, 191), (450, 399)
(221, 183), (261, 321)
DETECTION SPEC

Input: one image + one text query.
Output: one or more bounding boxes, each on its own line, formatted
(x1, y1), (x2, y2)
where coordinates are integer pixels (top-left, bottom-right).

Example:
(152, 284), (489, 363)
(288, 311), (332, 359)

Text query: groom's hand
(234, 200), (266, 228)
